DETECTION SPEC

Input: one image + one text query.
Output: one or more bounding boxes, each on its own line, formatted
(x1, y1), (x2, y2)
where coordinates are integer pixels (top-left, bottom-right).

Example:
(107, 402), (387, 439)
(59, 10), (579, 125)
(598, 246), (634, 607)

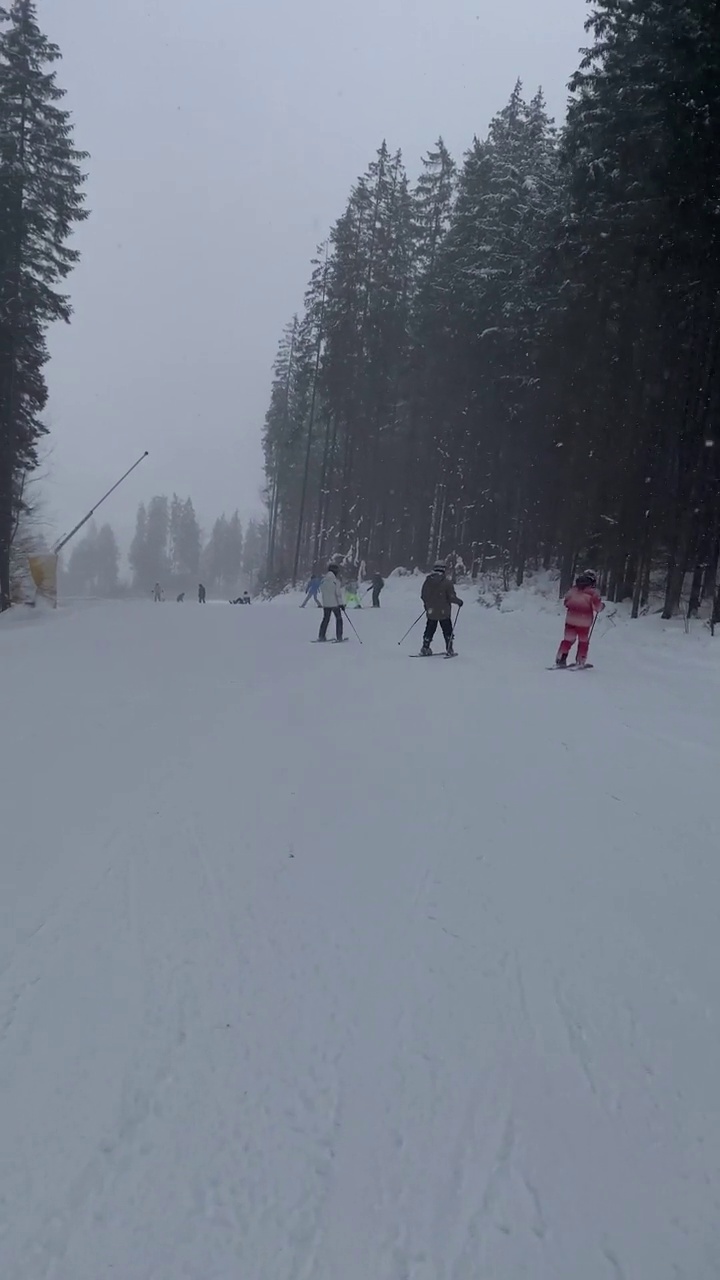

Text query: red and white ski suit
(557, 586), (604, 663)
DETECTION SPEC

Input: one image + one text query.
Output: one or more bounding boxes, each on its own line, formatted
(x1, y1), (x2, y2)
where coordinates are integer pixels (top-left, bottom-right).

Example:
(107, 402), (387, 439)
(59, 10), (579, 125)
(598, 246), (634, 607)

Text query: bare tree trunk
(687, 557), (705, 618)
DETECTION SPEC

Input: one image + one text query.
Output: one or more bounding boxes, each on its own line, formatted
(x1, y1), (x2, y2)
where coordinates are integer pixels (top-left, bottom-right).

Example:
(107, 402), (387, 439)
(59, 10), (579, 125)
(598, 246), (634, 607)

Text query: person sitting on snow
(555, 570), (604, 667)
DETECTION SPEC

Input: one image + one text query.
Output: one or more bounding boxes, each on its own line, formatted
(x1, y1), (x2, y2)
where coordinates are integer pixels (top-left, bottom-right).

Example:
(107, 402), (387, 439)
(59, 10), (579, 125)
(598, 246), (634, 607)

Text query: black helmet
(327, 563), (339, 575)
(576, 569), (597, 588)
(433, 561), (446, 574)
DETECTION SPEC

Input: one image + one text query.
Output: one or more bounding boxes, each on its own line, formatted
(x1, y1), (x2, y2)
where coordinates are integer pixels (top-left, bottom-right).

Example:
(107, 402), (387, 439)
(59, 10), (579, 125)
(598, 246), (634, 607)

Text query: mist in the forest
(39, 0), (586, 546)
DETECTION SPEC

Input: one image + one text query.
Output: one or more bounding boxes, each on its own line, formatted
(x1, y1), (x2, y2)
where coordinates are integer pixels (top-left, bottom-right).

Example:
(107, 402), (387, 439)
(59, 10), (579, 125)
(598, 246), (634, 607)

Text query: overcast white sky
(39, 0), (587, 549)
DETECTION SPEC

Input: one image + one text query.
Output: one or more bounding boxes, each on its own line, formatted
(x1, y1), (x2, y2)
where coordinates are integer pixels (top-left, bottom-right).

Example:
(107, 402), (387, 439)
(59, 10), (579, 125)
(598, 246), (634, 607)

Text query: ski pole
(342, 608), (363, 644)
(397, 611), (425, 645)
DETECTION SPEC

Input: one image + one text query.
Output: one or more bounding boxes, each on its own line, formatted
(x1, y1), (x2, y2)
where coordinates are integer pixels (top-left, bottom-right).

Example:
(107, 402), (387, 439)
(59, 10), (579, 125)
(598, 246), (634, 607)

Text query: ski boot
(555, 653), (567, 667)
(420, 643), (432, 656)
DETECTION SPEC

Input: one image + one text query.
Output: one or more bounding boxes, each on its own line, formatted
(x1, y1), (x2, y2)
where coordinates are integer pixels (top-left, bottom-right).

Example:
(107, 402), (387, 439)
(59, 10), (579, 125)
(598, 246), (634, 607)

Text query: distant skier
(243, 592), (251, 604)
(345, 575), (362, 609)
(198, 583), (207, 604)
(420, 562), (463, 655)
(176, 592), (185, 603)
(153, 582), (162, 603)
(370, 572), (384, 608)
(318, 564), (345, 641)
(555, 570), (604, 667)
(301, 573), (322, 608)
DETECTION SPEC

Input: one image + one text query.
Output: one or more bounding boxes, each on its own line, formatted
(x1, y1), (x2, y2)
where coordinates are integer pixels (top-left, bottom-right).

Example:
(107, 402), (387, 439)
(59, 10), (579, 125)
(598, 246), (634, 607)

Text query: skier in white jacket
(318, 564), (345, 641)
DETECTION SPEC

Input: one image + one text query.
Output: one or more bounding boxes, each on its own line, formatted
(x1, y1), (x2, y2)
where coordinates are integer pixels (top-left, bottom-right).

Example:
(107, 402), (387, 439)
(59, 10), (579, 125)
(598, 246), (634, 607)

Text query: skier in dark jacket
(198, 583), (207, 604)
(420, 562), (463, 655)
(371, 573), (385, 608)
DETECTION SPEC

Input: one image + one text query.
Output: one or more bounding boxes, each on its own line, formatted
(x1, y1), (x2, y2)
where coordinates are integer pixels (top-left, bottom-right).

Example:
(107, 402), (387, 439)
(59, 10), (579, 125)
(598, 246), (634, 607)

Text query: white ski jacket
(320, 572), (344, 608)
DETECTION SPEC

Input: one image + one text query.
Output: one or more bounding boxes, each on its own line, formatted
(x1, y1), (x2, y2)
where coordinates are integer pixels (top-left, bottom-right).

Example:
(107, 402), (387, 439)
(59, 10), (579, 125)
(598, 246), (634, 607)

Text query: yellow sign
(28, 553), (58, 606)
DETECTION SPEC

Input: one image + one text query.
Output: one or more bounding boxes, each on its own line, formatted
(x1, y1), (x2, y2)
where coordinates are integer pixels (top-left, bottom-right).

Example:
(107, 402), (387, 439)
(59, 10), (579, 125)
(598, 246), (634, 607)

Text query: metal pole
(397, 611), (425, 645)
(342, 607), (363, 644)
(54, 451), (149, 555)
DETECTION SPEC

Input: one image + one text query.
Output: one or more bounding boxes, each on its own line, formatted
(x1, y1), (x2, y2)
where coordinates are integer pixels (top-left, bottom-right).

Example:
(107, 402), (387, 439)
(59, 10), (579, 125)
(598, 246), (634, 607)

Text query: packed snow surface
(2, 585), (719, 1279)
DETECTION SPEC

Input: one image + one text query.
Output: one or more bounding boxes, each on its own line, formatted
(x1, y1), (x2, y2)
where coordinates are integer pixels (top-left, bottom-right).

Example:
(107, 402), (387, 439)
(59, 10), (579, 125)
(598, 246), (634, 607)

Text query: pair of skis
(548, 661), (594, 671)
(410, 650), (458, 660)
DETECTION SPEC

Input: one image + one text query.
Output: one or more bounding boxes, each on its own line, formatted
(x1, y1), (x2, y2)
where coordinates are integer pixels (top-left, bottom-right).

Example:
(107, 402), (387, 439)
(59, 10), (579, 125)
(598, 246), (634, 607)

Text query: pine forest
(262, 0), (720, 619)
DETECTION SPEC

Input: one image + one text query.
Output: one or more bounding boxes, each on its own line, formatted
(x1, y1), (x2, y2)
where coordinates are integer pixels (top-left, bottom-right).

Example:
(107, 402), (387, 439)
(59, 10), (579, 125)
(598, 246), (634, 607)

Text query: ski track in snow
(1, 590), (720, 1278)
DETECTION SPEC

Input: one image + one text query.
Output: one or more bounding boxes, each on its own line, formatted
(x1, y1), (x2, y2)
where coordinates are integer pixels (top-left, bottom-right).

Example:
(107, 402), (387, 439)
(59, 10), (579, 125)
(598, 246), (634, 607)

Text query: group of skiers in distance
(155, 562), (605, 666)
(307, 561), (605, 665)
(301, 569), (385, 612)
(152, 583), (251, 605)
(305, 564), (385, 643)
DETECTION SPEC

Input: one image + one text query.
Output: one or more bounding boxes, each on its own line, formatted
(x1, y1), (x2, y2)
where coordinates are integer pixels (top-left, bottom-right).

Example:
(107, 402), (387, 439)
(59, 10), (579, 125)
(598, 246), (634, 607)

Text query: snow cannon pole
(343, 607), (363, 644)
(397, 611), (425, 646)
(54, 451), (149, 555)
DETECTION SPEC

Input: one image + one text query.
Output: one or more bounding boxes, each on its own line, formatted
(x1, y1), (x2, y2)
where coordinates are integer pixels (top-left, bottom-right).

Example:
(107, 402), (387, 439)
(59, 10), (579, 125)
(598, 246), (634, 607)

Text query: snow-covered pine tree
(320, 143), (414, 564)
(259, 5), (720, 607)
(413, 139), (456, 278)
(129, 502), (148, 593)
(94, 523), (120, 596)
(65, 522), (119, 597)
(554, 0), (720, 612)
(408, 84), (560, 579)
(224, 511), (243, 595)
(175, 498), (200, 583)
(0, 0), (87, 609)
(143, 496), (170, 589)
(201, 514), (228, 595)
(263, 315), (313, 580)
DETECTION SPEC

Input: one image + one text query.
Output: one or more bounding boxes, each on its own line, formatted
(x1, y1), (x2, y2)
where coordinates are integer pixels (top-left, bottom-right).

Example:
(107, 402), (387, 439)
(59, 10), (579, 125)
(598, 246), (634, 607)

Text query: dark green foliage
(63, 522), (119, 597)
(0, 1), (87, 608)
(262, 0), (720, 616)
(202, 510), (244, 597)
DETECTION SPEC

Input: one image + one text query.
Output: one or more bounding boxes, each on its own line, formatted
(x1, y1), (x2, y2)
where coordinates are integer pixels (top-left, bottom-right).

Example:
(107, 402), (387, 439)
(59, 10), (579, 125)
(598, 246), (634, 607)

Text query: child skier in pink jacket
(556, 570), (604, 667)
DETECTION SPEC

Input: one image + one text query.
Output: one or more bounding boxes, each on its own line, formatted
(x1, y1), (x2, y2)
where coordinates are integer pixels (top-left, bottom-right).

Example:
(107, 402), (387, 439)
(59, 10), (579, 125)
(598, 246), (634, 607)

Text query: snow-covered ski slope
(2, 584), (719, 1280)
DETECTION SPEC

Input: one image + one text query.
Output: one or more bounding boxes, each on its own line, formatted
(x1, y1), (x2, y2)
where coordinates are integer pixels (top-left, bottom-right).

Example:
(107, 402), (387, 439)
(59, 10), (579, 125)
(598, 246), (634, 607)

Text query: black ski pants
(319, 607), (344, 640)
(372, 589), (381, 607)
(423, 616), (453, 648)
